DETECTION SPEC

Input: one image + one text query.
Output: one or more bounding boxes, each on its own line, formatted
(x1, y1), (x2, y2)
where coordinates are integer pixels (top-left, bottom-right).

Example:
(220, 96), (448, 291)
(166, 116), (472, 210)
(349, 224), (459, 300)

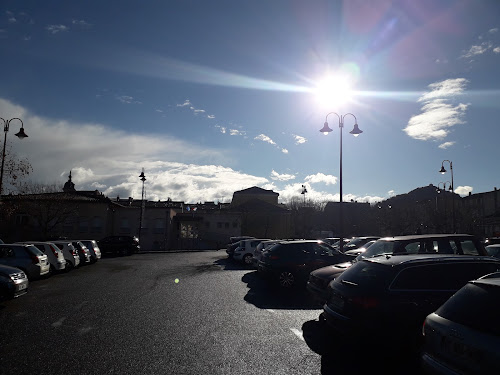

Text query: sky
(1, 0), (499, 205)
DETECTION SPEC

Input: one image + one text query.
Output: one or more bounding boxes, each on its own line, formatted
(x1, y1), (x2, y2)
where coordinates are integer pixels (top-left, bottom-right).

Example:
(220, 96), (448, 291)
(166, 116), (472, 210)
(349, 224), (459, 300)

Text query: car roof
(277, 240), (327, 244)
(365, 253), (500, 266)
(376, 234), (477, 241)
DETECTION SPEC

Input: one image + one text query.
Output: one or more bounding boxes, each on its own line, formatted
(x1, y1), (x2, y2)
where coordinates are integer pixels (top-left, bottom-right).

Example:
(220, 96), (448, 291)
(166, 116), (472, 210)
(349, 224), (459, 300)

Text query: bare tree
(0, 144), (33, 194)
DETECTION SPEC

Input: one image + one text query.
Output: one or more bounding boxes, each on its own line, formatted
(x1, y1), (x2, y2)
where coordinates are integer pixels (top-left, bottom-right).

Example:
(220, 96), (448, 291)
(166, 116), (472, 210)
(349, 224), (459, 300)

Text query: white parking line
(290, 328), (304, 341)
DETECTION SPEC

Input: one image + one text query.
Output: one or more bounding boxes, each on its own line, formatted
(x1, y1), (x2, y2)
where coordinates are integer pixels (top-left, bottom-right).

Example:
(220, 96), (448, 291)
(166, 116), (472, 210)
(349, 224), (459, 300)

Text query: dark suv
(322, 254), (500, 351)
(98, 236), (140, 256)
(258, 240), (355, 288)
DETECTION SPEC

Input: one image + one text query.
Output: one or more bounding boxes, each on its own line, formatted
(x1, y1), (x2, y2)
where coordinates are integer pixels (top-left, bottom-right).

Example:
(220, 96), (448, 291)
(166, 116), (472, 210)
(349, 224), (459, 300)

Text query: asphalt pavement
(0, 251), (422, 375)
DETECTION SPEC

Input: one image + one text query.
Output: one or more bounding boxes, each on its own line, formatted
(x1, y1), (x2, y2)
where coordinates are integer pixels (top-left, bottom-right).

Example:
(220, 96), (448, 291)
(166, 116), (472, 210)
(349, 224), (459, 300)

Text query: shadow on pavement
(302, 319), (423, 375)
(214, 257), (255, 271)
(242, 271), (321, 310)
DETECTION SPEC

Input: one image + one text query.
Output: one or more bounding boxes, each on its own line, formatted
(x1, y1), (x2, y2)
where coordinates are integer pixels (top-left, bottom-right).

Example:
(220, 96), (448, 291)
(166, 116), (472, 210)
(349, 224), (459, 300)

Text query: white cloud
(388, 190), (396, 197)
(489, 28), (498, 34)
(281, 148), (288, 154)
(438, 141), (455, 149)
(461, 42), (493, 58)
(404, 79), (469, 142)
(117, 95), (142, 104)
(305, 173), (337, 185)
(293, 134), (307, 144)
(494, 47), (500, 54)
(72, 19), (92, 27)
(0, 97), (268, 203)
(270, 170), (295, 181)
(455, 186), (473, 197)
(229, 129), (244, 136)
(254, 134), (276, 145)
(176, 100), (191, 107)
(46, 24), (69, 34)
(207, 115), (215, 119)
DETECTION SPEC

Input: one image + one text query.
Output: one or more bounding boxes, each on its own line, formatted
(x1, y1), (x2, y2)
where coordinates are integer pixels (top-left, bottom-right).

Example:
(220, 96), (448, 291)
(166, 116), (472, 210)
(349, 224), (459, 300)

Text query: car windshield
(355, 240), (395, 261)
(25, 245), (44, 257)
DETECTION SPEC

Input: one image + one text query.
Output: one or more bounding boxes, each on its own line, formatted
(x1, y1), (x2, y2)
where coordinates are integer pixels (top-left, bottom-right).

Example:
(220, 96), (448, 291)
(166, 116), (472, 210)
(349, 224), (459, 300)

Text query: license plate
(18, 284), (27, 291)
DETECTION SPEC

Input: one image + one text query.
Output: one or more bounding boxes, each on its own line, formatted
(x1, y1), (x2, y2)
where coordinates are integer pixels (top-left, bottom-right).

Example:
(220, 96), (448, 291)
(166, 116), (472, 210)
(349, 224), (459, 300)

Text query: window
(154, 218), (165, 234)
(79, 217), (89, 233)
(91, 216), (103, 234)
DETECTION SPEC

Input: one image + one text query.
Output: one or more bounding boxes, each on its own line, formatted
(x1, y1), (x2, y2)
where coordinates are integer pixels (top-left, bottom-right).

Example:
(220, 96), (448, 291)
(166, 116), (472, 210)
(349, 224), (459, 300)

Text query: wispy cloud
(229, 129), (245, 136)
(207, 114), (215, 119)
(461, 41), (493, 58)
(293, 134), (307, 144)
(281, 148), (288, 154)
(270, 170), (295, 181)
(305, 173), (337, 185)
(117, 95), (142, 104)
(255, 134), (276, 145)
(72, 19), (92, 27)
(177, 99), (191, 107)
(404, 78), (469, 142)
(46, 24), (69, 34)
(438, 141), (455, 149)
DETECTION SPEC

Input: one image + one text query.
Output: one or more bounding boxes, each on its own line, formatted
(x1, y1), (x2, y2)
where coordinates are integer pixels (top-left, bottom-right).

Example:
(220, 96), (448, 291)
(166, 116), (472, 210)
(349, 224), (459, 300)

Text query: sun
(313, 74), (354, 109)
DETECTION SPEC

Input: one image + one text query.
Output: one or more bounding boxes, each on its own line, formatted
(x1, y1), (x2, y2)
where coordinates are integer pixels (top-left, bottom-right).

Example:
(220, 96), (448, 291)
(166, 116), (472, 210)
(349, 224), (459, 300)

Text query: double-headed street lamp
(320, 112), (362, 253)
(301, 184), (307, 205)
(0, 117), (28, 196)
(439, 160), (455, 232)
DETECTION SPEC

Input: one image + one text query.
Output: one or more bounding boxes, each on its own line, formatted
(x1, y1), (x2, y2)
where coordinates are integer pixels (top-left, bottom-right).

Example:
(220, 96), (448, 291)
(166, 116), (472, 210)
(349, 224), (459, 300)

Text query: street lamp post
(437, 181), (452, 232)
(320, 112), (362, 253)
(0, 117), (28, 196)
(301, 184), (307, 206)
(138, 169), (146, 249)
(439, 160), (455, 232)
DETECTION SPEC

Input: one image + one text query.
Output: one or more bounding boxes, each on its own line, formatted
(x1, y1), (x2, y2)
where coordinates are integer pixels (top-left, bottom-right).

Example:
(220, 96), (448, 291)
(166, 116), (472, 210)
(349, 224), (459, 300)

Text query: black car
(421, 272), (500, 375)
(322, 254), (500, 351)
(308, 234), (489, 305)
(98, 236), (140, 256)
(258, 240), (355, 288)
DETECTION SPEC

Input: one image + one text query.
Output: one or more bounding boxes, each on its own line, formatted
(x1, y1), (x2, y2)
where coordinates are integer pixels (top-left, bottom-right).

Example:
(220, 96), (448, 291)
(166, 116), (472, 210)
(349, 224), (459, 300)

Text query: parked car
(321, 254), (500, 352)
(98, 236), (140, 256)
(421, 272), (500, 375)
(0, 244), (51, 280)
(308, 234), (490, 305)
(252, 240), (281, 268)
(0, 264), (29, 299)
(485, 244), (500, 258)
(79, 240), (102, 262)
(51, 241), (81, 270)
(307, 240), (377, 304)
(321, 237), (340, 246)
(258, 240), (356, 288)
(484, 236), (500, 246)
(70, 241), (92, 264)
(233, 238), (271, 265)
(342, 236), (380, 255)
(16, 241), (67, 273)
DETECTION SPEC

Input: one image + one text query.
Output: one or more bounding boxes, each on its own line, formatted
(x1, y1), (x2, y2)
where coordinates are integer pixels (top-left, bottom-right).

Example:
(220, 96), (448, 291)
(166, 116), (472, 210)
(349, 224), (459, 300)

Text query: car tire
(243, 254), (253, 265)
(279, 271), (295, 288)
(65, 261), (74, 272)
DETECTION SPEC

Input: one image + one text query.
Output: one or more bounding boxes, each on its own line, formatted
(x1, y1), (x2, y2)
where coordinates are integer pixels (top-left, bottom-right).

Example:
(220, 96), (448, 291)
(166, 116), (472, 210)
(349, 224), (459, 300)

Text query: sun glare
(314, 74), (354, 109)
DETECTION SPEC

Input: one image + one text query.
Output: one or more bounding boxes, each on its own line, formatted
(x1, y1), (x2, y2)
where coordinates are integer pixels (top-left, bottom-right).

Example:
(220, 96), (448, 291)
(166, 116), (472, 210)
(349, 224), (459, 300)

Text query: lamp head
(319, 122), (333, 135)
(139, 171), (146, 181)
(439, 166), (447, 174)
(349, 123), (363, 137)
(15, 127), (28, 139)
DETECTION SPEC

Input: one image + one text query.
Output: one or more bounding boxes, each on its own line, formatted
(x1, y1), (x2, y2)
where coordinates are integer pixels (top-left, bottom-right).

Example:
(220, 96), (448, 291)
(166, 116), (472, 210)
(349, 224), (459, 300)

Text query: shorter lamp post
(320, 112), (362, 253)
(301, 184), (307, 206)
(437, 181), (452, 232)
(138, 169), (146, 248)
(439, 160), (455, 232)
(0, 117), (28, 196)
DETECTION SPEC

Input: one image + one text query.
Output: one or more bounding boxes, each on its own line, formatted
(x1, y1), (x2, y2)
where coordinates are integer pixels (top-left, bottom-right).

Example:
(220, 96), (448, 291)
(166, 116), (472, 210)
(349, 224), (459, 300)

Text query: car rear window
(335, 260), (393, 290)
(26, 245), (44, 257)
(436, 282), (500, 335)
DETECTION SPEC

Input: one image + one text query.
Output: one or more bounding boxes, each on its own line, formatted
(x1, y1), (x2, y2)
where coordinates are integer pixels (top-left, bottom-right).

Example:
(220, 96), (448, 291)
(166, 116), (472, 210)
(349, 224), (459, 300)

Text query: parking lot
(0, 251), (421, 375)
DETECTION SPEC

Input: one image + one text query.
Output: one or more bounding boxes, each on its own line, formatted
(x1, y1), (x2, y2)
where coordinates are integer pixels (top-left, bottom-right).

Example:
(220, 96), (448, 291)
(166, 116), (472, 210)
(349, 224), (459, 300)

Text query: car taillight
(270, 255), (279, 260)
(349, 296), (379, 309)
(30, 253), (40, 264)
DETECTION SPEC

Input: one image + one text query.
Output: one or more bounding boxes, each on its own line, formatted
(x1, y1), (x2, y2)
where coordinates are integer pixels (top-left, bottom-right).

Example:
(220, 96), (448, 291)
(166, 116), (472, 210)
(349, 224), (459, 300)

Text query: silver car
(0, 264), (29, 299)
(0, 244), (50, 280)
(16, 242), (67, 273)
(78, 240), (102, 263)
(51, 241), (81, 270)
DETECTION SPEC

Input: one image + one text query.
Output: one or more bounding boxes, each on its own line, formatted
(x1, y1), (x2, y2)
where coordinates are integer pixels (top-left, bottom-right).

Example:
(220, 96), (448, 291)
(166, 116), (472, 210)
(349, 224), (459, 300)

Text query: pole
(339, 116), (344, 253)
(0, 129), (8, 196)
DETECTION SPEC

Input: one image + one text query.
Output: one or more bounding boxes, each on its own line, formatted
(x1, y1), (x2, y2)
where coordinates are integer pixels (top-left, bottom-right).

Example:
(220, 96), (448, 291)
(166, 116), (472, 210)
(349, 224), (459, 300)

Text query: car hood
(310, 263), (352, 279)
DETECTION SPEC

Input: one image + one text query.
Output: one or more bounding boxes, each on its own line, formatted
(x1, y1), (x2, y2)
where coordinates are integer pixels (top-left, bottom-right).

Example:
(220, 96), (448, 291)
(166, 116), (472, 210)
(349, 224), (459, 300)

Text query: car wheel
(65, 261), (74, 272)
(279, 271), (295, 288)
(243, 254), (253, 265)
